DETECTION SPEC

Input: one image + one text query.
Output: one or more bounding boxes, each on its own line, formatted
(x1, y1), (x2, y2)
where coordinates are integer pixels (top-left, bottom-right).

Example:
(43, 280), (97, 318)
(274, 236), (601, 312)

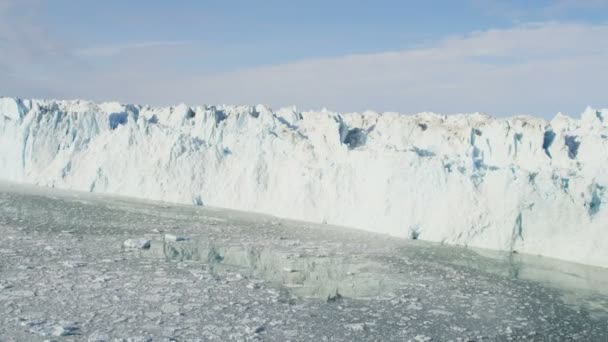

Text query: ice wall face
(1, 96), (607, 267)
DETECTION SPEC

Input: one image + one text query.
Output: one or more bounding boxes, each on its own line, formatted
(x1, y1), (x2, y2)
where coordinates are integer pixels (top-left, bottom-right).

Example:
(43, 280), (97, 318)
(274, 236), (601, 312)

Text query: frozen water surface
(0, 182), (607, 341)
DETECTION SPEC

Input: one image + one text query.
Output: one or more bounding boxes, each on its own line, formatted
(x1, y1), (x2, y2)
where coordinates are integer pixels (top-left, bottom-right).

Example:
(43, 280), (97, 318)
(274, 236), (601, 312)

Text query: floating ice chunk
(63, 261), (87, 268)
(123, 238), (151, 249)
(124, 336), (153, 342)
(161, 303), (180, 314)
(87, 331), (109, 342)
(51, 322), (78, 337)
(19, 319), (46, 327)
(345, 323), (369, 332)
(0, 281), (12, 289)
(246, 325), (266, 334)
(164, 234), (189, 242)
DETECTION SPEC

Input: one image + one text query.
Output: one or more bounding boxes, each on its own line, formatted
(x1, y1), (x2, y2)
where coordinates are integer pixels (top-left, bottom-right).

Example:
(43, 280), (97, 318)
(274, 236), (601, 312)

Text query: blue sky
(1, 0), (608, 117)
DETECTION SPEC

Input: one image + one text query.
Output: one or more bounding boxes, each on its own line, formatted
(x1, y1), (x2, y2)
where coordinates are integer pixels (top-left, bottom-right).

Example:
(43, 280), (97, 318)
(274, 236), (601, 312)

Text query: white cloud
(167, 22), (608, 117)
(469, 0), (528, 22)
(74, 41), (193, 57)
(0, 0), (77, 98)
(472, 0), (608, 23)
(549, 0), (608, 10)
(1, 14), (607, 118)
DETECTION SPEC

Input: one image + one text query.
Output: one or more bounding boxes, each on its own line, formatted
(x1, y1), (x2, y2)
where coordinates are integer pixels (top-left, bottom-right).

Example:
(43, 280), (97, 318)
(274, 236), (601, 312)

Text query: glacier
(0, 96), (607, 267)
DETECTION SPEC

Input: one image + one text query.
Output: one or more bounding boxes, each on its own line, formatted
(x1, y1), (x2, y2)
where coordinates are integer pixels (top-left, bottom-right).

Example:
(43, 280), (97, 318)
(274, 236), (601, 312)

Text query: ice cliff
(1, 97), (607, 267)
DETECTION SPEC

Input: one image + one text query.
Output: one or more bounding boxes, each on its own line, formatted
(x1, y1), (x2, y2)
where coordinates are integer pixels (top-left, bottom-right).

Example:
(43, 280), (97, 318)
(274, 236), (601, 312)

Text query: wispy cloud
(0, 0), (65, 58)
(0, 0), (20, 12)
(0, 0), (76, 97)
(549, 0), (608, 10)
(1, 1), (607, 118)
(39, 22), (604, 118)
(472, 0), (608, 22)
(172, 22), (608, 117)
(74, 41), (193, 57)
(469, 0), (529, 23)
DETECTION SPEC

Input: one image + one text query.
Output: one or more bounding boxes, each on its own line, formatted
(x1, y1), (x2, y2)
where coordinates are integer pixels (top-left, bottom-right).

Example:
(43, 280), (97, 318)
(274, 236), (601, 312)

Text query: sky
(1, 0), (608, 118)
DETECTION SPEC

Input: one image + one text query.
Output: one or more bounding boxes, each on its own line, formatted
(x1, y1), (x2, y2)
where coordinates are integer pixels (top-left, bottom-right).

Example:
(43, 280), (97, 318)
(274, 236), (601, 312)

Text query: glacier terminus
(1, 96), (607, 267)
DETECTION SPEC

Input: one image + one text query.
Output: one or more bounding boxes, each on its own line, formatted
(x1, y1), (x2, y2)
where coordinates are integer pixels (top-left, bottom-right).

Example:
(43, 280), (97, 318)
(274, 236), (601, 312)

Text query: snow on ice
(0, 96), (607, 267)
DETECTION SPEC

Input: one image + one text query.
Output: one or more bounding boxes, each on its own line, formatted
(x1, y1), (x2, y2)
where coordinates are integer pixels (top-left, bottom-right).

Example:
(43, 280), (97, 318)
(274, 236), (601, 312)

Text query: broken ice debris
(123, 336), (153, 342)
(164, 234), (189, 242)
(19, 319), (46, 327)
(51, 322), (79, 337)
(123, 238), (151, 249)
(88, 331), (109, 342)
(246, 325), (266, 334)
(63, 261), (87, 268)
(345, 323), (369, 332)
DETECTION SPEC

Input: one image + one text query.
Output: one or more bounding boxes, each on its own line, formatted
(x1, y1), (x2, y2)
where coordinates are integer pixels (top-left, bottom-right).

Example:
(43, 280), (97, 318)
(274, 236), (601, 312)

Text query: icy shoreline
(1, 97), (607, 267)
(2, 182), (606, 340)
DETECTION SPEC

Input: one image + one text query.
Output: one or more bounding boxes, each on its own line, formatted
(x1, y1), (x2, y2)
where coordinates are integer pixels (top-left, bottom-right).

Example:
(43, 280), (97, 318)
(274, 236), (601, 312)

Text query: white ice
(0, 97), (606, 267)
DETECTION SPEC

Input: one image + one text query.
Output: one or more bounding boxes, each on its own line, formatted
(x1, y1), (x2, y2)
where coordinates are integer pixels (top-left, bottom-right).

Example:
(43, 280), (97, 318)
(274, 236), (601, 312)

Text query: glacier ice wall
(1, 97), (607, 267)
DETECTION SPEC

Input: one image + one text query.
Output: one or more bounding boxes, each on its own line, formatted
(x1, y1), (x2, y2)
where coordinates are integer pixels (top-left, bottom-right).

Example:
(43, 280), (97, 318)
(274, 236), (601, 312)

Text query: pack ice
(1, 97), (607, 267)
